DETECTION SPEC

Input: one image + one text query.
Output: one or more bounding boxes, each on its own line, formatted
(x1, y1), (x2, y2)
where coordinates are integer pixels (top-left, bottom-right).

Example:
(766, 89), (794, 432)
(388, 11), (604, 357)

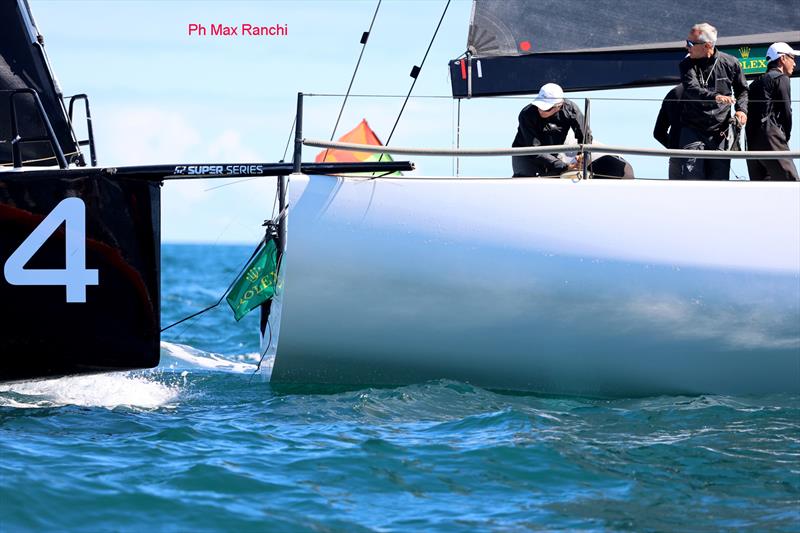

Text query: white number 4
(4, 197), (99, 303)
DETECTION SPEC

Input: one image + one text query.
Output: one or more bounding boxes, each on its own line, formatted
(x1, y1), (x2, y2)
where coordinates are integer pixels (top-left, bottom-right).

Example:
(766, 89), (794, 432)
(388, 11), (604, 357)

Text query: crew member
(653, 84), (685, 179)
(678, 22), (748, 180)
(745, 42), (799, 181)
(512, 83), (589, 177)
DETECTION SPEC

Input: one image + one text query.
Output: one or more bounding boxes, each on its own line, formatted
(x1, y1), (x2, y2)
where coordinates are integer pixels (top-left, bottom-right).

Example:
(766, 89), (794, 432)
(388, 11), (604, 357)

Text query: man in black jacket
(679, 22), (748, 180)
(746, 42), (799, 181)
(653, 84), (684, 179)
(512, 83), (589, 177)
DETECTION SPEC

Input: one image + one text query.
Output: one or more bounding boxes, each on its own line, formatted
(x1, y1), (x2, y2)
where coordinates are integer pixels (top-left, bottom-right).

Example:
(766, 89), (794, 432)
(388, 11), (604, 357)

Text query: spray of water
(0, 372), (180, 409)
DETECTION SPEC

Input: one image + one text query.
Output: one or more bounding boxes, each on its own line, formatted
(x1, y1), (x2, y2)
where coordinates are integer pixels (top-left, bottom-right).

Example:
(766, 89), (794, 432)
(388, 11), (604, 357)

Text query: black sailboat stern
(0, 170), (161, 382)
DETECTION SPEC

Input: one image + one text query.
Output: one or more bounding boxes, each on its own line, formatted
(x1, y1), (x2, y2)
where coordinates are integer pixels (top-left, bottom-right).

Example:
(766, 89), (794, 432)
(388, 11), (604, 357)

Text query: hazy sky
(33, 0), (799, 243)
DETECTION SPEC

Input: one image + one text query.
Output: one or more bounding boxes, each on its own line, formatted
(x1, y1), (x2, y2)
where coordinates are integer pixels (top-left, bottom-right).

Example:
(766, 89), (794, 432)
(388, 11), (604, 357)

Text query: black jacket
(679, 50), (748, 133)
(653, 84), (684, 149)
(746, 68), (793, 143)
(511, 100), (588, 176)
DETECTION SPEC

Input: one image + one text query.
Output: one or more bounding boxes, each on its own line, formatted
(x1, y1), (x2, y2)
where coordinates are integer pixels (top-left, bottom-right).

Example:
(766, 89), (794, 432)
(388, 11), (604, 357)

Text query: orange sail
(315, 119), (394, 164)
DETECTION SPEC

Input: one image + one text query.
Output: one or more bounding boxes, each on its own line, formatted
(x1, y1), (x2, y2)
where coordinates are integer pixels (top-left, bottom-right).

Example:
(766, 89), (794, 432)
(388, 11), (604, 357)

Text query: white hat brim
(532, 99), (560, 110)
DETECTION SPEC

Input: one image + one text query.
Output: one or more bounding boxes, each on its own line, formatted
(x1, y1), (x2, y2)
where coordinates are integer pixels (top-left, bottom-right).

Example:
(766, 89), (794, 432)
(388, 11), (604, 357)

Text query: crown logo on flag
(739, 46), (751, 58)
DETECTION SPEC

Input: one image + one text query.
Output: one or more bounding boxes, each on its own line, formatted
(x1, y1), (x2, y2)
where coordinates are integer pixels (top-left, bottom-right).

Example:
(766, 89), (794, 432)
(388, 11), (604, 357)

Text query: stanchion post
(582, 98), (591, 179)
(292, 92), (304, 174)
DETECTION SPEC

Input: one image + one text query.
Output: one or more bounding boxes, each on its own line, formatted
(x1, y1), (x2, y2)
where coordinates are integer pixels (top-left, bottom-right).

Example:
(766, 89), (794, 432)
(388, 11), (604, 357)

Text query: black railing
(67, 94), (97, 167)
(5, 88), (68, 169)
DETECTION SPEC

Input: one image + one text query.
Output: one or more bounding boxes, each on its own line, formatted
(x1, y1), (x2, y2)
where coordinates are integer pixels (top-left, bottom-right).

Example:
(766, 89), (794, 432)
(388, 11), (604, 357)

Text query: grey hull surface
(270, 174), (800, 397)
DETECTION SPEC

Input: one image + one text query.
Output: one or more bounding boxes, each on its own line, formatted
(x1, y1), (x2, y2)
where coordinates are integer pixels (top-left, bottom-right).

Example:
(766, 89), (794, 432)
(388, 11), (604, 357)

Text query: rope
(0, 150), (81, 167)
(303, 138), (800, 160)
(160, 237), (266, 333)
(304, 93), (800, 103)
(281, 116), (296, 162)
(322, 0), (382, 163)
(381, 0), (451, 153)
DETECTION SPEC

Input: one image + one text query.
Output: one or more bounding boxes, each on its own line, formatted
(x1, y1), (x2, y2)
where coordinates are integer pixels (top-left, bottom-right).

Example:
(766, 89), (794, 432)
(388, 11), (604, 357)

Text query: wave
(0, 341), (270, 410)
(0, 372), (180, 410)
(159, 341), (267, 375)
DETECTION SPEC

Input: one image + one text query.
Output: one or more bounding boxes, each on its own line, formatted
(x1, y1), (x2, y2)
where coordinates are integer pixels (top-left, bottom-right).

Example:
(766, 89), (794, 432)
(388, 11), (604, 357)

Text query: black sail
(0, 0), (82, 166)
(450, 0), (800, 97)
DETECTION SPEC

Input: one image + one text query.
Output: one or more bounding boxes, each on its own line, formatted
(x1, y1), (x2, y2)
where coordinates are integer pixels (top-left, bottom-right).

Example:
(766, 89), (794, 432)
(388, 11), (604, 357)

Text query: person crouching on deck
(678, 22), (748, 180)
(512, 83), (589, 177)
(745, 42), (800, 181)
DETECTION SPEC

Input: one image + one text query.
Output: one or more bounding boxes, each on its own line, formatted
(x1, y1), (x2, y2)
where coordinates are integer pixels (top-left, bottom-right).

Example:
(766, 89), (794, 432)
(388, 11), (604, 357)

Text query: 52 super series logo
(173, 164), (265, 176)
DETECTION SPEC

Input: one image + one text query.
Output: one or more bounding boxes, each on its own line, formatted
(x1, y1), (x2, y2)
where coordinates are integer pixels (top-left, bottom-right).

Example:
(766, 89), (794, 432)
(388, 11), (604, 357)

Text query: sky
(32, 0), (799, 244)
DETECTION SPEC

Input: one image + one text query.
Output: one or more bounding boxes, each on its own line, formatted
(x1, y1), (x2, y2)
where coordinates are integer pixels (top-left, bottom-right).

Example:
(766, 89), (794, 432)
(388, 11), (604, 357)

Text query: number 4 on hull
(3, 197), (99, 303)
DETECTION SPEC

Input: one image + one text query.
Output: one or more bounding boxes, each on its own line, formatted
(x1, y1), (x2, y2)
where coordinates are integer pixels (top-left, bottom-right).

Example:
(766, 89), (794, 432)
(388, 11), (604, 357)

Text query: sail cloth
(315, 119), (401, 176)
(0, 0), (81, 166)
(450, 0), (800, 97)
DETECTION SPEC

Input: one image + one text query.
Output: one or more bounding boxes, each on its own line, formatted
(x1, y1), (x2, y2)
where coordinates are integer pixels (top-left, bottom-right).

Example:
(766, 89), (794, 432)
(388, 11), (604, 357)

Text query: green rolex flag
(226, 239), (279, 321)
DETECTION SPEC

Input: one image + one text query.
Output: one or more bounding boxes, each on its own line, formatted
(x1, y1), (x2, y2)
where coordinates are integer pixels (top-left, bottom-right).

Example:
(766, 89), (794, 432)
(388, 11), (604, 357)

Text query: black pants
(746, 125), (799, 181)
(667, 158), (682, 180)
(677, 126), (730, 180)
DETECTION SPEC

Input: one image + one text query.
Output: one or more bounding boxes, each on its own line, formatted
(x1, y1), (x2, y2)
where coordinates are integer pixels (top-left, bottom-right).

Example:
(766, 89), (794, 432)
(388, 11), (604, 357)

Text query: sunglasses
(685, 39), (707, 48)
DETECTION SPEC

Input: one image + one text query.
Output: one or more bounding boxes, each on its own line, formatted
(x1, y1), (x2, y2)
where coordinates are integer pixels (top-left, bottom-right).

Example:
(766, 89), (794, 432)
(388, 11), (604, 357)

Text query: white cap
(766, 42), (800, 62)
(531, 83), (564, 111)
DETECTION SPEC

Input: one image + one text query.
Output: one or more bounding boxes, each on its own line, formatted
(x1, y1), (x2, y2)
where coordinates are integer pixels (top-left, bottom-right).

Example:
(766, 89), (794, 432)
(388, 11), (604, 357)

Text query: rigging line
(249, 318), (273, 383)
(270, 175), (280, 220)
(160, 236), (266, 333)
(322, 0), (383, 163)
(305, 93), (800, 103)
(250, 245), (285, 381)
(0, 150), (81, 167)
(307, 93), (453, 99)
(281, 116), (297, 162)
(381, 0), (451, 152)
(204, 176), (263, 192)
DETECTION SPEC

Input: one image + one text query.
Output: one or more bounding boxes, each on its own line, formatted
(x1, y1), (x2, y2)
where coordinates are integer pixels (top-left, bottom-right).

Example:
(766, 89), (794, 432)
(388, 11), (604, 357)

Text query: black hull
(0, 169), (161, 382)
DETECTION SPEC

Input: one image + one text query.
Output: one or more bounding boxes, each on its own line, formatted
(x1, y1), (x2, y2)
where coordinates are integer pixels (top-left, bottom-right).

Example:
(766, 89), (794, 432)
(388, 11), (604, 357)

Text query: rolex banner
(227, 239), (279, 321)
(720, 46), (770, 75)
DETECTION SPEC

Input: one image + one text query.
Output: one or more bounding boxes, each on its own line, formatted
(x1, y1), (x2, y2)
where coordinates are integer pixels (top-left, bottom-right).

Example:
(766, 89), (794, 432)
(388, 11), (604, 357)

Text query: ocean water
(1, 244), (798, 532)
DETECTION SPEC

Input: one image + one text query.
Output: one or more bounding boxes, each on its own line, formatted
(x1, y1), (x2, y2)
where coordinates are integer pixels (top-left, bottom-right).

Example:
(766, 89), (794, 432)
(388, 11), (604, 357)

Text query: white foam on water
(0, 343), (269, 410)
(159, 341), (262, 374)
(0, 372), (180, 409)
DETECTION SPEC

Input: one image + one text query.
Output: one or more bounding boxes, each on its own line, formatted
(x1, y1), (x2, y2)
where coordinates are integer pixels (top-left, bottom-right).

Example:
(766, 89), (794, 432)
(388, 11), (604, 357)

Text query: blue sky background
(34, 0), (799, 243)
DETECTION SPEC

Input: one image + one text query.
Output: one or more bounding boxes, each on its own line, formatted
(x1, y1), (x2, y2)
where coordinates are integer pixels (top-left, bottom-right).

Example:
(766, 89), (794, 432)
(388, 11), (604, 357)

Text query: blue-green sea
(1, 244), (798, 531)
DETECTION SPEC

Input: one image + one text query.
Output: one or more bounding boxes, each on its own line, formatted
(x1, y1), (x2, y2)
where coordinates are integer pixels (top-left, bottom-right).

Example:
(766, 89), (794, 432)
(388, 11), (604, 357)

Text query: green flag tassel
(226, 238), (279, 321)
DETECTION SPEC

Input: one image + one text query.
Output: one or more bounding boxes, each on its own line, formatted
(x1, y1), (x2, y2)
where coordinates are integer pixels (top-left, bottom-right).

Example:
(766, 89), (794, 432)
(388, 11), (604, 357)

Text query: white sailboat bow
(269, 174), (800, 396)
(263, 0), (800, 396)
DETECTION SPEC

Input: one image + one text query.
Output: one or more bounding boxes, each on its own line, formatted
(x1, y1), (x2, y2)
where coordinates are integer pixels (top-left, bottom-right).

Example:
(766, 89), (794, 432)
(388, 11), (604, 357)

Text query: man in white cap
(745, 42), (799, 181)
(511, 83), (589, 177)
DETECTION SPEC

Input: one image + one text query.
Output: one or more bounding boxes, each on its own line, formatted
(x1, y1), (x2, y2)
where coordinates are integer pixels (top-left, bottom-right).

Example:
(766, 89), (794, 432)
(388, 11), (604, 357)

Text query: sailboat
(0, 0), (408, 382)
(263, 0), (800, 396)
(1, 0), (797, 395)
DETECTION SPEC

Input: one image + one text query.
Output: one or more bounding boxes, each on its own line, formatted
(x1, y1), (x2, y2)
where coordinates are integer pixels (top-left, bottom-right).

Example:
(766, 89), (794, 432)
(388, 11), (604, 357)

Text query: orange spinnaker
(315, 119), (392, 163)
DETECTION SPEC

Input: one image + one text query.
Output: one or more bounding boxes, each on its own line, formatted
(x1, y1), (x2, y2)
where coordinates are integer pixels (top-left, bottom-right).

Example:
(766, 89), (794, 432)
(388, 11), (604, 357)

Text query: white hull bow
(270, 174), (800, 397)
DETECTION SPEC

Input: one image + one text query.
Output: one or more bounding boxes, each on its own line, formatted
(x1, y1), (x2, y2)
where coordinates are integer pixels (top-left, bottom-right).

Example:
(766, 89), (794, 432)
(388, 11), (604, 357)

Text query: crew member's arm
(512, 110), (534, 147)
(653, 101), (671, 148)
(775, 75), (793, 141)
(732, 62), (748, 124)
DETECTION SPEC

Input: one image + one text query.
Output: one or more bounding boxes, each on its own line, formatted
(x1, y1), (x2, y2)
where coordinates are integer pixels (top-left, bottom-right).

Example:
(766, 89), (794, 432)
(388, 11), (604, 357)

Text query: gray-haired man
(678, 22), (748, 180)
